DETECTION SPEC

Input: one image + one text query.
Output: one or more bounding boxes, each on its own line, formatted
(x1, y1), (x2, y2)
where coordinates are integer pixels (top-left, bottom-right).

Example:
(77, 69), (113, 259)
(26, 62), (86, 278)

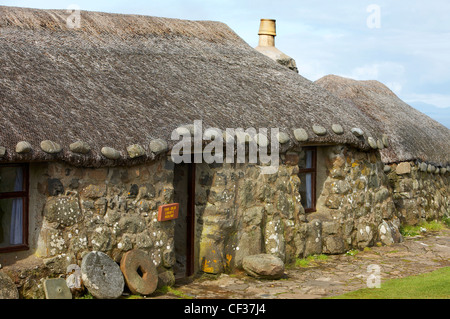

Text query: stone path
(158, 229), (450, 299)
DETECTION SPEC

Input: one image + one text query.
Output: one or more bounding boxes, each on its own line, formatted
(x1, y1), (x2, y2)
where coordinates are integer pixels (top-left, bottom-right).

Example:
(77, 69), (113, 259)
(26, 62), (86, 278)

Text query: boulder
(242, 254), (285, 280)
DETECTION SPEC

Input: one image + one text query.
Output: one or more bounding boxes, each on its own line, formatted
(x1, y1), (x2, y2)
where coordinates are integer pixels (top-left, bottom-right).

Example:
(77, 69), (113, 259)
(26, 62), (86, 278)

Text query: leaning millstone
(81, 251), (124, 299)
(149, 139), (168, 154)
(367, 137), (378, 149)
(276, 132), (290, 144)
(101, 147), (121, 160)
(0, 146), (5, 157)
(0, 272), (19, 299)
(312, 125), (327, 136)
(351, 128), (364, 137)
(242, 254), (285, 280)
(382, 134), (389, 148)
(293, 128), (308, 142)
(254, 133), (269, 147)
(40, 140), (62, 154)
(127, 144), (145, 159)
(331, 124), (344, 135)
(69, 140), (91, 154)
(43, 278), (72, 299)
(16, 141), (32, 154)
(377, 139), (384, 149)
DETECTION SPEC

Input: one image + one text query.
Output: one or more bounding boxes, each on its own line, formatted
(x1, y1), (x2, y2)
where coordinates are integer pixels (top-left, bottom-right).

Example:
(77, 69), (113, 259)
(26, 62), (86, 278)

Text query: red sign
(157, 203), (179, 221)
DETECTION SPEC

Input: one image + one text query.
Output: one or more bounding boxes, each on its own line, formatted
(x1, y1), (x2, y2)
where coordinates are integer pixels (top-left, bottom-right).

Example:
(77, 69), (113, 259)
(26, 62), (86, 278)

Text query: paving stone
(44, 278), (72, 299)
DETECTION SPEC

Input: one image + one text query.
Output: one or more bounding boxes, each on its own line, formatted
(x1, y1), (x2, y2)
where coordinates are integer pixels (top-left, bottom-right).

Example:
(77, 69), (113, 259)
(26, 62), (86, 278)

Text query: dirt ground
(157, 228), (450, 299)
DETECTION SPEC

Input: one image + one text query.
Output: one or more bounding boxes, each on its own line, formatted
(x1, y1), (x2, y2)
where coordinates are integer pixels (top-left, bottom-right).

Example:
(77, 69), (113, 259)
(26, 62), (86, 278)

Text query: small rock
(382, 134), (389, 147)
(312, 125), (327, 136)
(254, 133), (269, 147)
(40, 140), (62, 154)
(0, 146), (6, 157)
(293, 128), (308, 142)
(367, 137), (378, 149)
(377, 139), (384, 149)
(427, 164), (435, 173)
(127, 144), (145, 159)
(383, 165), (391, 173)
(331, 124), (344, 135)
(0, 272), (19, 299)
(396, 162), (411, 175)
(69, 140), (91, 154)
(81, 251), (124, 299)
(149, 139), (168, 154)
(101, 147), (121, 160)
(276, 132), (290, 144)
(242, 254), (285, 280)
(419, 162), (427, 172)
(351, 128), (364, 137)
(175, 126), (191, 136)
(16, 141), (32, 154)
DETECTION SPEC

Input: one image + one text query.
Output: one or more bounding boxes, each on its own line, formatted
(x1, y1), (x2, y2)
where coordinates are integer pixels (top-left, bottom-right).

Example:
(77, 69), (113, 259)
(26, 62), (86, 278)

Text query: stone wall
(193, 145), (412, 274)
(32, 159), (176, 279)
(195, 161), (304, 274)
(387, 161), (450, 225)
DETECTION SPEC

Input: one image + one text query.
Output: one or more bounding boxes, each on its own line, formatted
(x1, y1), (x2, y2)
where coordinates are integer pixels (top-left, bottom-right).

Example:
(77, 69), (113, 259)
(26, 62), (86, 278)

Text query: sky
(1, 0), (450, 128)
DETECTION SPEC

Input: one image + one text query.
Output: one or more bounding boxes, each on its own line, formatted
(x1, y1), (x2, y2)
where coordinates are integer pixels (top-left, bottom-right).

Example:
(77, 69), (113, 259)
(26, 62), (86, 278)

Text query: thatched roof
(1, 6), (387, 167)
(316, 75), (450, 166)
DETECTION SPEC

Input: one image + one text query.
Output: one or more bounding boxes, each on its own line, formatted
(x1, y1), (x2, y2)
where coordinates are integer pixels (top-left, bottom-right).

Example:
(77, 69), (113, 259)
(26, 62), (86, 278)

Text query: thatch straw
(316, 75), (450, 166)
(0, 6), (386, 167)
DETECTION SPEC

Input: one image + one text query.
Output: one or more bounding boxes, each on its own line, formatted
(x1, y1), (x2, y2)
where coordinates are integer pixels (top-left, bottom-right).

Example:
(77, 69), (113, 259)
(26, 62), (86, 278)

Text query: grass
(294, 254), (329, 268)
(156, 285), (194, 299)
(330, 267), (450, 299)
(400, 220), (446, 237)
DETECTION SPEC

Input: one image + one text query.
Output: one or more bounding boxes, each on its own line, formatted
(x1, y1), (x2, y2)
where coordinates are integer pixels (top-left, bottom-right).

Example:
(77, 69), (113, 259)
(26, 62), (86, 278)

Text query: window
(0, 164), (29, 252)
(298, 147), (316, 213)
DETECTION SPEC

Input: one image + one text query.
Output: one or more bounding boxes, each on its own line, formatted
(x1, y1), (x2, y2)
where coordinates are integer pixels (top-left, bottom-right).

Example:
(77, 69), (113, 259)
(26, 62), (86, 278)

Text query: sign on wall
(157, 203), (179, 222)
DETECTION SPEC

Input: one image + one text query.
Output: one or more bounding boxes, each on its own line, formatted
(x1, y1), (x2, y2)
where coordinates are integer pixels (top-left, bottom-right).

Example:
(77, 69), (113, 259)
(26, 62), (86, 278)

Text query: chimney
(255, 19), (298, 73)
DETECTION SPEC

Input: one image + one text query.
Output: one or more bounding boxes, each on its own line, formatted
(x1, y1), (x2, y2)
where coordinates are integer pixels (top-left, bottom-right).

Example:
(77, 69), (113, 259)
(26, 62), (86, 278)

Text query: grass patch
(294, 254), (329, 268)
(400, 220), (446, 237)
(346, 249), (359, 257)
(156, 286), (194, 299)
(330, 267), (450, 299)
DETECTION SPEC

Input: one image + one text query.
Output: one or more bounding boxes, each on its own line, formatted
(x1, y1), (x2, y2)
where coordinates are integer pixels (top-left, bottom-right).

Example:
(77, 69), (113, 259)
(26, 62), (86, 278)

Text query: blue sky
(1, 0), (450, 128)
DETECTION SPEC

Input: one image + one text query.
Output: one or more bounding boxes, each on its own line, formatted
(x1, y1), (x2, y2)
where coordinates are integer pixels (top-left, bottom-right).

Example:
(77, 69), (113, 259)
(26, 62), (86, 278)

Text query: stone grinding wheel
(120, 249), (158, 295)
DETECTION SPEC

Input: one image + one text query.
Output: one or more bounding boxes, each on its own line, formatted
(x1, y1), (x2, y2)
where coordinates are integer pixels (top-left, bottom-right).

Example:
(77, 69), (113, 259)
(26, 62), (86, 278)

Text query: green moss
(294, 254), (329, 268)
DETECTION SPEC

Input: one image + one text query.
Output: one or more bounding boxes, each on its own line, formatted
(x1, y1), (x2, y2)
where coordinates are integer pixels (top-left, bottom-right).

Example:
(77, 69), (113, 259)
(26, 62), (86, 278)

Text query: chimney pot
(258, 19), (276, 36)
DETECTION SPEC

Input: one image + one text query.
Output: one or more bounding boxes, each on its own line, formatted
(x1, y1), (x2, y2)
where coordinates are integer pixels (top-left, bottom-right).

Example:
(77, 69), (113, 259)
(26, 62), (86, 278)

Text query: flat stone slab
(44, 278), (72, 299)
(81, 251), (124, 299)
(120, 249), (158, 296)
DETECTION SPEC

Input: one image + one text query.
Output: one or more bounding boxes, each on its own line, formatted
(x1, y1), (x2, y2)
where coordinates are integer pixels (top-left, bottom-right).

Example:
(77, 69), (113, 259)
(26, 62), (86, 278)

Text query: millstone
(120, 249), (158, 296)
(81, 251), (124, 299)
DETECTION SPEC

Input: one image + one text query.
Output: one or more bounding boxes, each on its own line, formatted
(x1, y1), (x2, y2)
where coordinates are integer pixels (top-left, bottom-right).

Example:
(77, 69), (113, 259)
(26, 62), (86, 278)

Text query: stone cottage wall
(193, 145), (409, 274)
(33, 159), (176, 279)
(195, 161), (304, 274)
(386, 162), (450, 225)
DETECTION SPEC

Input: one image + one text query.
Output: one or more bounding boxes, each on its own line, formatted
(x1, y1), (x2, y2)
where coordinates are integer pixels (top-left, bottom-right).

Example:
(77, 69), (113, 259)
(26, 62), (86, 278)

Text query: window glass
(299, 172), (313, 209)
(0, 198), (24, 248)
(0, 166), (24, 192)
(298, 150), (314, 169)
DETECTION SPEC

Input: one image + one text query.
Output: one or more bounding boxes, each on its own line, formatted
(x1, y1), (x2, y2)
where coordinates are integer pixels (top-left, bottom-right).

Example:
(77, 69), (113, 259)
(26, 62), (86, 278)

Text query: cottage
(0, 6), (448, 298)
